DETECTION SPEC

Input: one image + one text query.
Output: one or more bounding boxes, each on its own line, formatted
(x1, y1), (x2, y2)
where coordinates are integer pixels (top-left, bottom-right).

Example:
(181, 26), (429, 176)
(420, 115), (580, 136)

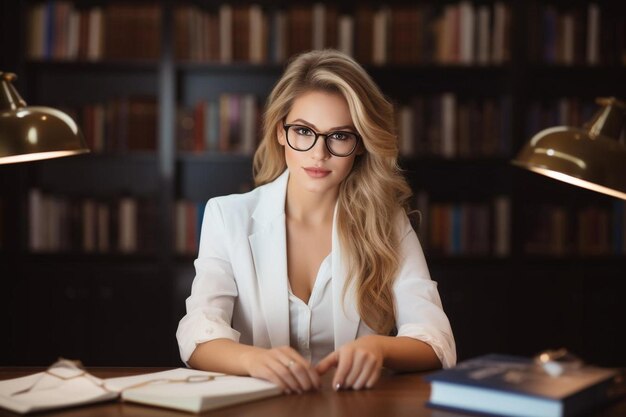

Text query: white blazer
(176, 170), (456, 368)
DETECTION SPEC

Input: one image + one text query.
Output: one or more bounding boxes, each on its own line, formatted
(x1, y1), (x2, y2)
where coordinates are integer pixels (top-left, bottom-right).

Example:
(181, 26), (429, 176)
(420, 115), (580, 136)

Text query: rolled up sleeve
(176, 199), (241, 365)
(393, 215), (457, 368)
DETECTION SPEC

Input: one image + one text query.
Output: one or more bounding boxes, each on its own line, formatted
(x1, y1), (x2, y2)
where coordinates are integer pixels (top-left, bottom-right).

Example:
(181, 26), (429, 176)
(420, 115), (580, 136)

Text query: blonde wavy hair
(253, 49), (412, 335)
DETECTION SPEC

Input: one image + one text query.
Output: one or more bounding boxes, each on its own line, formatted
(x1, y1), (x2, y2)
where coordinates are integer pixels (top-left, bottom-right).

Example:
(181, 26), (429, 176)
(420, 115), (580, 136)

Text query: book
(425, 354), (622, 417)
(0, 366), (281, 414)
(106, 368), (282, 413)
(0, 362), (117, 414)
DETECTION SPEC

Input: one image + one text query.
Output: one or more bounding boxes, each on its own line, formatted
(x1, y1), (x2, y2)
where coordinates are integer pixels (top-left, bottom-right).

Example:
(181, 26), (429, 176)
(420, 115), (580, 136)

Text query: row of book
(65, 95), (618, 158)
(66, 97), (158, 153)
(28, 189), (159, 254)
(25, 190), (207, 256)
(528, 3), (626, 66)
(72, 94), (258, 155)
(177, 95), (260, 155)
(414, 193), (511, 257)
(396, 95), (511, 158)
(26, 2), (161, 61)
(73, 92), (512, 158)
(174, 2), (511, 65)
(523, 202), (626, 257)
(25, 1), (511, 65)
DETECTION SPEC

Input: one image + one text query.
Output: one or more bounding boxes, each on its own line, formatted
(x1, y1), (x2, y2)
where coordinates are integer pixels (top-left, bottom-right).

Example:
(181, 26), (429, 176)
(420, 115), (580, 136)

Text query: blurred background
(1, 0), (625, 367)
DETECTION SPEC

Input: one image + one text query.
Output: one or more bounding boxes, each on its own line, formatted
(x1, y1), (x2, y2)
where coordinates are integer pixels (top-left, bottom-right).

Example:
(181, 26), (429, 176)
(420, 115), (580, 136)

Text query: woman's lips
(303, 167), (331, 178)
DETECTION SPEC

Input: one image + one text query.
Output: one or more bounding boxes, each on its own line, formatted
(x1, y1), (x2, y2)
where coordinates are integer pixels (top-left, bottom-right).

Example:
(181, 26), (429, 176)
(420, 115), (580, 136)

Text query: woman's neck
(285, 180), (337, 226)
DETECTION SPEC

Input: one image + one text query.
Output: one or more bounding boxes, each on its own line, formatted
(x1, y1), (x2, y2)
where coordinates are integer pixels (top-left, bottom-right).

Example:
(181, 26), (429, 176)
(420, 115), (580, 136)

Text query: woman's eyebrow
(290, 118), (356, 131)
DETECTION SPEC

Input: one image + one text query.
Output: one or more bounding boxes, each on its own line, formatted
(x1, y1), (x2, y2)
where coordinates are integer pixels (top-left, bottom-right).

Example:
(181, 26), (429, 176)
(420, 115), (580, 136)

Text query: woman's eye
(295, 127), (314, 136)
(329, 132), (348, 141)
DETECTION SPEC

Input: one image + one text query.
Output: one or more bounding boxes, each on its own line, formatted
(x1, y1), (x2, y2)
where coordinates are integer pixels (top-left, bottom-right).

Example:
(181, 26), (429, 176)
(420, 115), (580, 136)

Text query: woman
(176, 49), (455, 393)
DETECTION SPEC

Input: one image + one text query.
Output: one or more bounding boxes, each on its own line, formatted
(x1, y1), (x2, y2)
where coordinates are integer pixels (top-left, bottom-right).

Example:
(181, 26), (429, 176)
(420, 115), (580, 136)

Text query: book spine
(586, 3), (600, 65)
(338, 15), (354, 57)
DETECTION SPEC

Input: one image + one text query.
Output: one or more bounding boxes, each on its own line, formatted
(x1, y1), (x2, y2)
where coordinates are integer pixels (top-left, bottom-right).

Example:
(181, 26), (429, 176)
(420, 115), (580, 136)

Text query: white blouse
(287, 253), (334, 365)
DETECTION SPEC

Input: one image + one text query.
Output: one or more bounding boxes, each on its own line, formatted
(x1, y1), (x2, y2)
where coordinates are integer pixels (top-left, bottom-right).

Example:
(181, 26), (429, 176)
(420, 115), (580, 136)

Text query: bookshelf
(1, 0), (625, 367)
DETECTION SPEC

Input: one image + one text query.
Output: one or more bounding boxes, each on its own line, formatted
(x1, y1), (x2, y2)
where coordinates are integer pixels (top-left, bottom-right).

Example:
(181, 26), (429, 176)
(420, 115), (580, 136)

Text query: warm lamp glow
(512, 97), (626, 200)
(0, 72), (89, 164)
(525, 166), (626, 201)
(0, 151), (86, 164)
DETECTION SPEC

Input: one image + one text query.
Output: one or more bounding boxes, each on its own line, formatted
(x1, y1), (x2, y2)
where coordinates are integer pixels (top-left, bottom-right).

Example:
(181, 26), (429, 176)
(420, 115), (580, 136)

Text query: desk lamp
(512, 97), (626, 200)
(0, 71), (89, 164)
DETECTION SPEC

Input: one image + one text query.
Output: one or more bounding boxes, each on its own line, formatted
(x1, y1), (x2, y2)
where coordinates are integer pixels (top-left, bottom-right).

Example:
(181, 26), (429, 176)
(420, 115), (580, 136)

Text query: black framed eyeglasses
(283, 123), (360, 157)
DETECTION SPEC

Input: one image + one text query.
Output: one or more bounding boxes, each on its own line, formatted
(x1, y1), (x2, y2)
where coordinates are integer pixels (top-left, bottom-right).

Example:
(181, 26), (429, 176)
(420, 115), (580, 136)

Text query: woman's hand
(315, 335), (384, 390)
(241, 346), (321, 394)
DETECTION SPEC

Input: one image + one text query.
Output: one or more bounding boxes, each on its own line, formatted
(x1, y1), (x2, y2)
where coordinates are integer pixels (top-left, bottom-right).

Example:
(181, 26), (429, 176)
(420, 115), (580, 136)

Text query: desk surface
(1, 367), (625, 417)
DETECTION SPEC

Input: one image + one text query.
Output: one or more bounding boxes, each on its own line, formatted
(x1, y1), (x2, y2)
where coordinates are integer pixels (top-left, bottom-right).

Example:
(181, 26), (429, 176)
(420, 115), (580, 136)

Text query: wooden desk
(1, 368), (625, 417)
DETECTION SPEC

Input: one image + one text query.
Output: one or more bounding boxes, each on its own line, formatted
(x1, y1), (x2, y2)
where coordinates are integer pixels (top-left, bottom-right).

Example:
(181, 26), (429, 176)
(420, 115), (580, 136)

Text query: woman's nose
(310, 135), (330, 160)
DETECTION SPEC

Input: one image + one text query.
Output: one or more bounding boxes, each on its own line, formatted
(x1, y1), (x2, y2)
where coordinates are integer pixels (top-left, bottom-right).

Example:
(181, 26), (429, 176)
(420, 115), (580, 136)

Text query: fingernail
(334, 382), (342, 391)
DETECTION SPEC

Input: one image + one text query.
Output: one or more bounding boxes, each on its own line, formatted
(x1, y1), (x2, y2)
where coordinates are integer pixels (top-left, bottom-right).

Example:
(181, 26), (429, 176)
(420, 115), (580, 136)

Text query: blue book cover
(44, 0), (55, 60)
(425, 354), (621, 417)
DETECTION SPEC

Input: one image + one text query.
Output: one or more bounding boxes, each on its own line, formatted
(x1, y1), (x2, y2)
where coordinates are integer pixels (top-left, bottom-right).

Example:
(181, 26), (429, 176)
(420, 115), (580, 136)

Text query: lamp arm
(586, 97), (625, 140)
(0, 72), (27, 111)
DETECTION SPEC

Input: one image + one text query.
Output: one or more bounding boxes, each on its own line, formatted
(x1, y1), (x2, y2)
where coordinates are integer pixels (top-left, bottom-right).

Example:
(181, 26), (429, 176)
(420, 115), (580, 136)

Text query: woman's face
(278, 90), (360, 198)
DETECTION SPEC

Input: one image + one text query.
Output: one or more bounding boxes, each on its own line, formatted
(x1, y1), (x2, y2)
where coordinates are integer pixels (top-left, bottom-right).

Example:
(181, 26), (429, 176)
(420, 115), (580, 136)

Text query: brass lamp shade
(512, 97), (626, 200)
(0, 71), (89, 164)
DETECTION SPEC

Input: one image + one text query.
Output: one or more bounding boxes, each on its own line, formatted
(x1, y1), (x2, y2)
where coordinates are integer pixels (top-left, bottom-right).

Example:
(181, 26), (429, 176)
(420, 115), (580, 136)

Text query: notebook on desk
(0, 363), (282, 414)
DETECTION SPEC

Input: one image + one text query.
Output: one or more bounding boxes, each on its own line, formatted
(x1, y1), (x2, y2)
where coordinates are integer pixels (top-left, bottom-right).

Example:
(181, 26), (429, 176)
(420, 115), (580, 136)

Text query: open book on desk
(106, 368), (282, 413)
(0, 362), (282, 414)
(0, 362), (117, 414)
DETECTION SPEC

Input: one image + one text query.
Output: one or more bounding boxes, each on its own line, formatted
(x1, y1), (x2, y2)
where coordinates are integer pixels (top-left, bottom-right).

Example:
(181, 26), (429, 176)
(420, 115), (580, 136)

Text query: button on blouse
(287, 253), (334, 365)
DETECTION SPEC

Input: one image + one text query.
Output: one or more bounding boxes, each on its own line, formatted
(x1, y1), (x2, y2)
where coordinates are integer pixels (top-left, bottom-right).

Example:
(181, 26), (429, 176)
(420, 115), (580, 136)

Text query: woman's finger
(266, 357), (303, 393)
(352, 356), (377, 390)
(365, 366), (382, 389)
(283, 358), (315, 391)
(315, 351), (339, 375)
(343, 350), (367, 388)
(280, 349), (321, 390)
(332, 349), (354, 390)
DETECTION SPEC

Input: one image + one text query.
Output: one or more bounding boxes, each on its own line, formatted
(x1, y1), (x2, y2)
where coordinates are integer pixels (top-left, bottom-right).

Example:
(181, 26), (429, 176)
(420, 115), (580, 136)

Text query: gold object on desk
(0, 71), (89, 164)
(512, 97), (626, 200)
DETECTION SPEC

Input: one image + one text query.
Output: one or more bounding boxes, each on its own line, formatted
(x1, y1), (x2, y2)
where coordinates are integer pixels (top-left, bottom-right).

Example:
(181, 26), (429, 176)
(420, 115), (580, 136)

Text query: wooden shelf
(3, 0), (626, 366)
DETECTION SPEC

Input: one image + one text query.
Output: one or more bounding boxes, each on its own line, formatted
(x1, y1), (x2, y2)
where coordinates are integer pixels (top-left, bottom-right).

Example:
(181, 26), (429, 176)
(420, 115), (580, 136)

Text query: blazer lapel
(331, 204), (361, 349)
(249, 171), (290, 348)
